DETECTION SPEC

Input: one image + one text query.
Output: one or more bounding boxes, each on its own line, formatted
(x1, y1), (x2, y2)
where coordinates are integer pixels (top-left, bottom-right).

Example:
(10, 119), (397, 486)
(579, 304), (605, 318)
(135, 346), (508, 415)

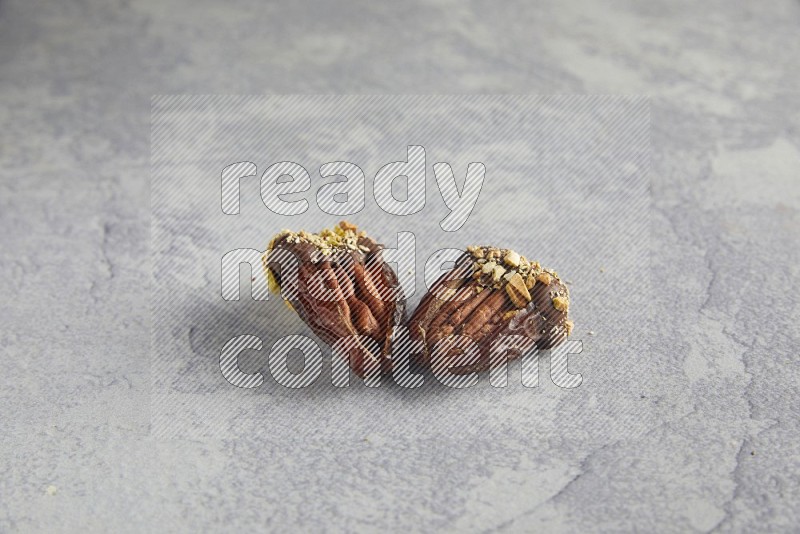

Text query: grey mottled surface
(1, 0), (799, 532)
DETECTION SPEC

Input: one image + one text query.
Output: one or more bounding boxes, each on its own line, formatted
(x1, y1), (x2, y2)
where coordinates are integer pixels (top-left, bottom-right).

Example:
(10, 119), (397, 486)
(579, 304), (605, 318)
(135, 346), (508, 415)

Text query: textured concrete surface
(1, 0), (799, 532)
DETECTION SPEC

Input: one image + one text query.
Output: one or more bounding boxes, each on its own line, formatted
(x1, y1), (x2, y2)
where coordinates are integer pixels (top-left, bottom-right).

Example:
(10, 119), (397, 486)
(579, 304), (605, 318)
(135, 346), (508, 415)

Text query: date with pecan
(262, 221), (405, 378)
(408, 245), (573, 375)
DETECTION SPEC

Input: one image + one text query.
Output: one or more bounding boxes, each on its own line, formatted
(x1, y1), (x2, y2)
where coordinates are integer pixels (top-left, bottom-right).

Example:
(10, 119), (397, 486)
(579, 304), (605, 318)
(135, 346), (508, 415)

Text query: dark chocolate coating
(407, 251), (570, 375)
(266, 232), (406, 378)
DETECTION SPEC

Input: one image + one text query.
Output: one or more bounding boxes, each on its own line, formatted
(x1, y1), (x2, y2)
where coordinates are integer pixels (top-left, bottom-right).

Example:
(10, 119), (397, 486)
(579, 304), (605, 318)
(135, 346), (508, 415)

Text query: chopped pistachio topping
(552, 296), (569, 312)
(268, 220), (365, 256)
(265, 220), (367, 295)
(465, 245), (567, 313)
(504, 250), (520, 268)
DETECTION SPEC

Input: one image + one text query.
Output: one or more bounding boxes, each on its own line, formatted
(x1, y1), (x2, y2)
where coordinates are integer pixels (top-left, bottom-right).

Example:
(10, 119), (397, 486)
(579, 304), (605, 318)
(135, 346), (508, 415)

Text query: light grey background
(1, 0), (799, 532)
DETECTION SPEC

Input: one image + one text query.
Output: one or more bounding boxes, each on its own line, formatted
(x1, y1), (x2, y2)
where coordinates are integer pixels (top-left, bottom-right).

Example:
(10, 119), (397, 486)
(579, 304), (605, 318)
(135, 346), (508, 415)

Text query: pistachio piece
(504, 250), (520, 268)
(552, 296), (569, 312)
(505, 272), (532, 308)
(525, 273), (537, 289)
(492, 264), (506, 283)
(565, 320), (574, 336)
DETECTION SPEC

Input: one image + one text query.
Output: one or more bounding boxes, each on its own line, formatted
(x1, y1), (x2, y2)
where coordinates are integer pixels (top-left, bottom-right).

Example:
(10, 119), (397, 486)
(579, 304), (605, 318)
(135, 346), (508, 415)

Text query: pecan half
(408, 245), (573, 375)
(263, 221), (405, 378)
